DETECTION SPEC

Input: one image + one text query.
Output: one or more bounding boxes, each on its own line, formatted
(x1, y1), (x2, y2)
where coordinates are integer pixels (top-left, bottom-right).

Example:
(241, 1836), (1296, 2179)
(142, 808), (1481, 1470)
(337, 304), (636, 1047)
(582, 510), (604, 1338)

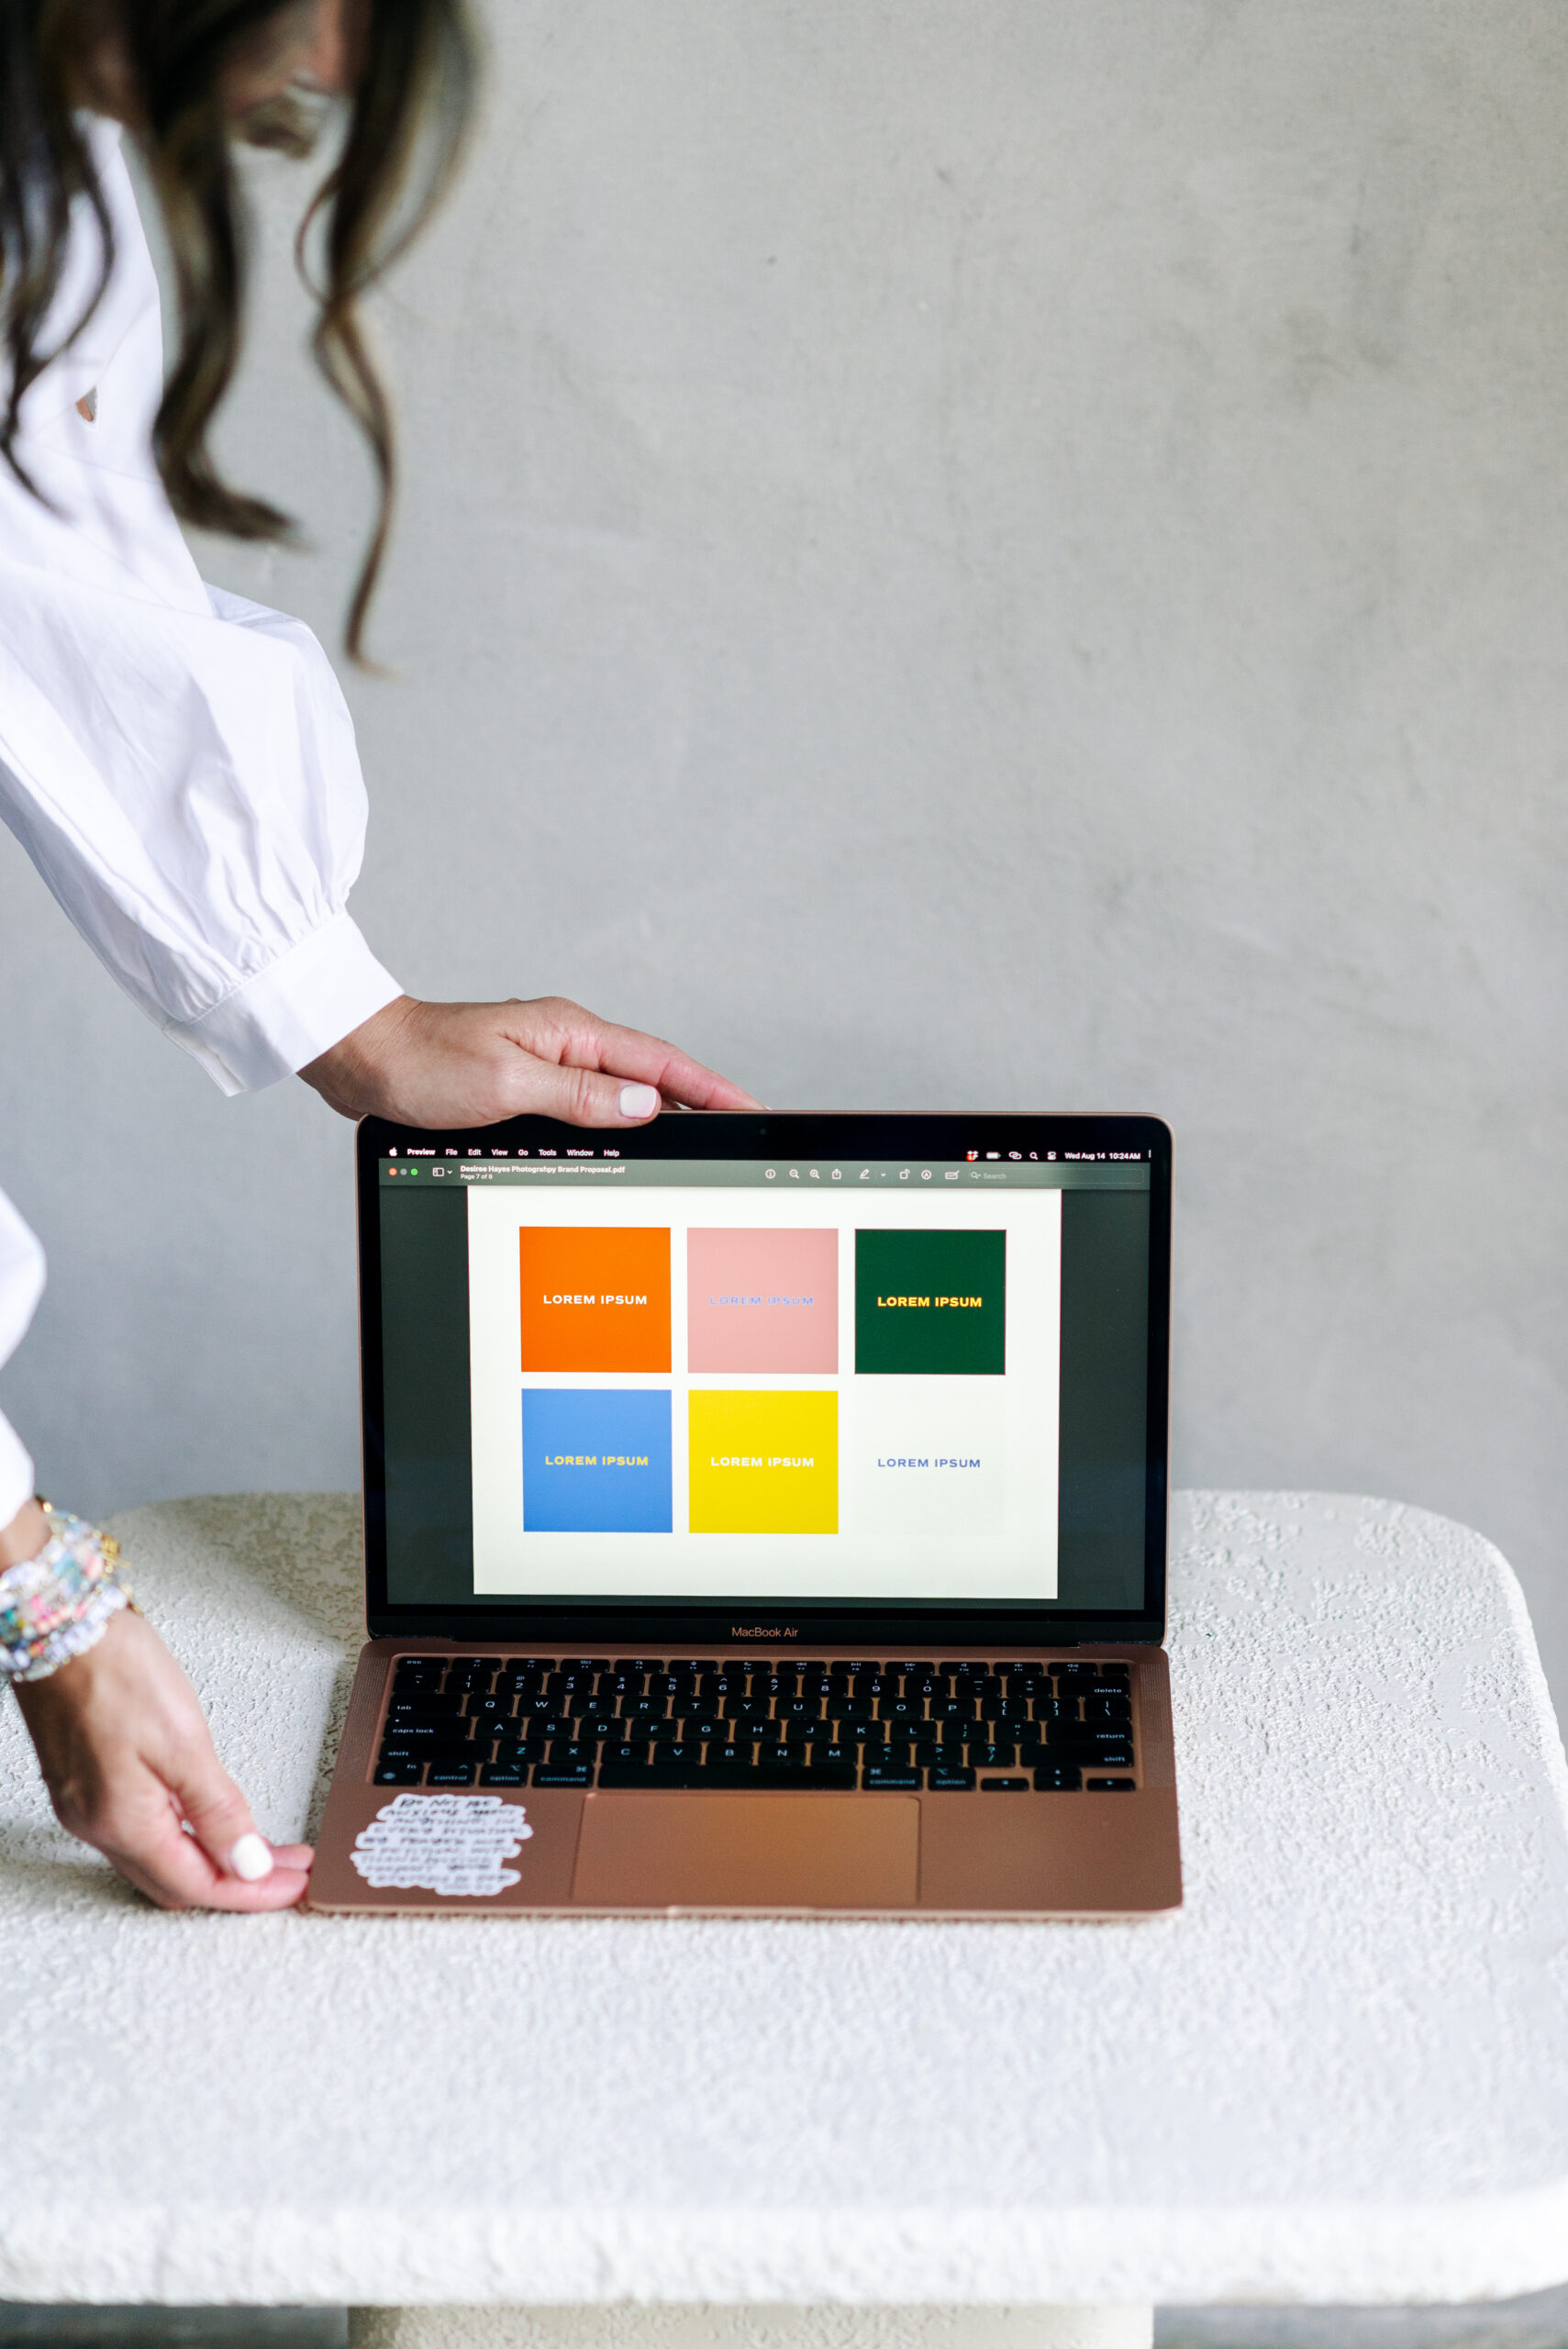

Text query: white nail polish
(228, 1831), (273, 1882)
(618, 1083), (659, 1119)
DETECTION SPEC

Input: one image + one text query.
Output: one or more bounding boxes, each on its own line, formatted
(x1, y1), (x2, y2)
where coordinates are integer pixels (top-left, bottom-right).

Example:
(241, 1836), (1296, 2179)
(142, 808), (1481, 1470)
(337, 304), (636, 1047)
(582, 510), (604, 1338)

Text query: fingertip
(228, 1831), (273, 1882)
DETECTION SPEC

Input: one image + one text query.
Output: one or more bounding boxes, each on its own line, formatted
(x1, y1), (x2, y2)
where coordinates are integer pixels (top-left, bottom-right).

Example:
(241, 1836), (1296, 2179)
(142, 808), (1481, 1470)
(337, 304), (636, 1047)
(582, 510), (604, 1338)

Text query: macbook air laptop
(309, 1112), (1180, 1917)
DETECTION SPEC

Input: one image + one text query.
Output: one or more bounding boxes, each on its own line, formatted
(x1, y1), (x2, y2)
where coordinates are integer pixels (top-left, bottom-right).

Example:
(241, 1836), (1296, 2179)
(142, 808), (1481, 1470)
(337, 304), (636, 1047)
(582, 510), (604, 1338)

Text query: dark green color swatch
(854, 1230), (1006, 1375)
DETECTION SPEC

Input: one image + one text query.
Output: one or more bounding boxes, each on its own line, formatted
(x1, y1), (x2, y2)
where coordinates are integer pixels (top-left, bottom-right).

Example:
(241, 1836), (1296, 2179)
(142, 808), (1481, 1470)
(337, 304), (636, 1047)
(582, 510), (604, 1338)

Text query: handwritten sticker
(350, 1792), (534, 1897)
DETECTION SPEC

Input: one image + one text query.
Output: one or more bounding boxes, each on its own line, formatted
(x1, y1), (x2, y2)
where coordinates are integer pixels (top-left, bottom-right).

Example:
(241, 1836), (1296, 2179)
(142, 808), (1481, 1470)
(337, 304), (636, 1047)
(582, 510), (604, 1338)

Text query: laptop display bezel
(357, 1112), (1172, 1647)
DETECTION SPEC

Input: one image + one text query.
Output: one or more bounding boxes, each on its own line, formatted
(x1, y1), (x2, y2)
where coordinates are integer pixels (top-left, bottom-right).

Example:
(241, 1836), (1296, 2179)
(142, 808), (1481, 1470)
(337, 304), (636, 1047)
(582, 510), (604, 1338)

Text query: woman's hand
(300, 994), (763, 1128)
(11, 1604), (312, 1911)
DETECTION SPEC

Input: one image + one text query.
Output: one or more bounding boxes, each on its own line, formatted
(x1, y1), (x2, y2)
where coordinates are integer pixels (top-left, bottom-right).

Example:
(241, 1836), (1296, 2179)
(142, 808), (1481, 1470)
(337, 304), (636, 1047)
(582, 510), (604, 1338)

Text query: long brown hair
(1, 0), (476, 660)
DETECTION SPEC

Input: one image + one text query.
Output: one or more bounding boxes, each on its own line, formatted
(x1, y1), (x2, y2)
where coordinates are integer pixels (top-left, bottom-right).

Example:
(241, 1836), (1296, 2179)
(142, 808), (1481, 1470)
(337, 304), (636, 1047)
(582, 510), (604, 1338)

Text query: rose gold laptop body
(309, 1114), (1182, 1920)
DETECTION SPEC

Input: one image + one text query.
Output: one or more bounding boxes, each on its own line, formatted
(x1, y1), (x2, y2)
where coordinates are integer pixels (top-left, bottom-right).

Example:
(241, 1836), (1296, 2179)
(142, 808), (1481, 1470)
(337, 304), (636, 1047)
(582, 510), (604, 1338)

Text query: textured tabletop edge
(6, 2184), (1568, 2310)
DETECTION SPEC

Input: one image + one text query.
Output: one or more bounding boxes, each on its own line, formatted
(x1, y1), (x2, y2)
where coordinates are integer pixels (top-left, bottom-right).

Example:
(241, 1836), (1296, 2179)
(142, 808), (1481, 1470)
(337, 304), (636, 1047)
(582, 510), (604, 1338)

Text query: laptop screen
(360, 1114), (1169, 1638)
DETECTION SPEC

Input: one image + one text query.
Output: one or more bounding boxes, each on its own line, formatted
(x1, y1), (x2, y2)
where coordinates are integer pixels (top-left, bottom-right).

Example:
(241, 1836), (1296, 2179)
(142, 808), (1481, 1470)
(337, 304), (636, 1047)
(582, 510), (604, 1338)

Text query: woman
(0, 0), (758, 1909)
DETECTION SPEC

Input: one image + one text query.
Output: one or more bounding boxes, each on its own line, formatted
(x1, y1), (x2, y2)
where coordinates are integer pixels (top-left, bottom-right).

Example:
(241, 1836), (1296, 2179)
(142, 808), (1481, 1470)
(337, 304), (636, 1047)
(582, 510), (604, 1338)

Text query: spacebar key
(596, 1762), (703, 1789)
(710, 1764), (856, 1791)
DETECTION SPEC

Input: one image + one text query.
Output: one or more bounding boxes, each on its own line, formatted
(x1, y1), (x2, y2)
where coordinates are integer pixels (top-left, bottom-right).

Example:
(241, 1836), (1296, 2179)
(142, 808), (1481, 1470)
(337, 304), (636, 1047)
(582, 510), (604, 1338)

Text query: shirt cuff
(0, 1410), (36, 1531)
(163, 911), (405, 1096)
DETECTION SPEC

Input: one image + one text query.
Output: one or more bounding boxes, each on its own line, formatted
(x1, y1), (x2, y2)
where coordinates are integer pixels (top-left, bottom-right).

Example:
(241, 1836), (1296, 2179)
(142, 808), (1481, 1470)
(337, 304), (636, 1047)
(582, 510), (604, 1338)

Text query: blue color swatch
(522, 1389), (673, 1533)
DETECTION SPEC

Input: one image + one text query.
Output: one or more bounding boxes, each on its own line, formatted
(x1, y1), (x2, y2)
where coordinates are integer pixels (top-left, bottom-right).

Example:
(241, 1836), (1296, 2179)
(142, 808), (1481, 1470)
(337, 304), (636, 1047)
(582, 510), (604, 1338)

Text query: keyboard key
(481, 1763), (529, 1787)
(468, 1695), (514, 1726)
(1087, 1776), (1136, 1791)
(373, 1761), (424, 1785)
(929, 1767), (974, 1791)
(1084, 1695), (1132, 1723)
(427, 1764), (477, 1786)
(605, 1742), (650, 1767)
(534, 1766), (593, 1787)
(548, 1740), (598, 1764)
(494, 1737), (546, 1765)
(496, 1665), (547, 1694)
(668, 1659), (717, 1673)
(967, 1743), (1017, 1769)
(980, 1776), (1028, 1792)
(1045, 1720), (1095, 1749)
(379, 1726), (473, 1755)
(781, 1719), (833, 1746)
(740, 1764), (856, 1791)
(1091, 1745), (1136, 1768)
(862, 1765), (921, 1790)
(1034, 1764), (1083, 1790)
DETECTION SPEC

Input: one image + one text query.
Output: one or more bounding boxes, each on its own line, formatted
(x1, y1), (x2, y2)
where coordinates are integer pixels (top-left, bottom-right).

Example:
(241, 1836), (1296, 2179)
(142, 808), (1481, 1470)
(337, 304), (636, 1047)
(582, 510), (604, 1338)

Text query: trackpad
(572, 1793), (919, 1910)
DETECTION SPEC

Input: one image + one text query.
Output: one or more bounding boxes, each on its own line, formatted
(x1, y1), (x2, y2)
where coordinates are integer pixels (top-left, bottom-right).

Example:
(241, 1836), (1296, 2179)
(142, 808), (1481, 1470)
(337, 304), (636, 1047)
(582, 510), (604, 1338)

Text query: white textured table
(3, 1492), (1567, 2349)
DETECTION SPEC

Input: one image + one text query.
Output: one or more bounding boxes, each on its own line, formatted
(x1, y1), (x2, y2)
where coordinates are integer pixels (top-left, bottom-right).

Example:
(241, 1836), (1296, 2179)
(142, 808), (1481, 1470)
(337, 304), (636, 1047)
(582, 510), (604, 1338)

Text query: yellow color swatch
(687, 1391), (839, 1534)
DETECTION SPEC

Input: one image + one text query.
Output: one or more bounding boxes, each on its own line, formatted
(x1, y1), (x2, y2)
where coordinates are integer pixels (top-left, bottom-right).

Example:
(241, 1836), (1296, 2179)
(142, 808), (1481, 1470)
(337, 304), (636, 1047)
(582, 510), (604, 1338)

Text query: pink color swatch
(686, 1230), (839, 1373)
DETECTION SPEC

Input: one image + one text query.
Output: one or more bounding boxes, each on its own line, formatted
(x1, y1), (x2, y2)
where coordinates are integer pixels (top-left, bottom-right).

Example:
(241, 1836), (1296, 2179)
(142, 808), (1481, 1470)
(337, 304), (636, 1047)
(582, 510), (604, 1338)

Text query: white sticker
(350, 1792), (535, 1897)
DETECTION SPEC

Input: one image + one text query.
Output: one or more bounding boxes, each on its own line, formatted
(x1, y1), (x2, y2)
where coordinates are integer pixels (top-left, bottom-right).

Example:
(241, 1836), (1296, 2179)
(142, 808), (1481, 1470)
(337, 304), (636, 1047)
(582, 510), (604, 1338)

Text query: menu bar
(380, 1156), (1151, 1191)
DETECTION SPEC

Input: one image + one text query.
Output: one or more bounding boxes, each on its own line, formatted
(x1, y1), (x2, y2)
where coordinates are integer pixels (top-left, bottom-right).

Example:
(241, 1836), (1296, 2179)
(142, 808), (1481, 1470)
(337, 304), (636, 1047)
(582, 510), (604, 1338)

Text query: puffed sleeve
(0, 116), (403, 1096)
(0, 1191), (46, 1529)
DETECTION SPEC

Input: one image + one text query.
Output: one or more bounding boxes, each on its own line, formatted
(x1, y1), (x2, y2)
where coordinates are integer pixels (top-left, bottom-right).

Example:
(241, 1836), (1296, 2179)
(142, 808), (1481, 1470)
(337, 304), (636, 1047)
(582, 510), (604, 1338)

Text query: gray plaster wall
(3, 3), (1566, 1699)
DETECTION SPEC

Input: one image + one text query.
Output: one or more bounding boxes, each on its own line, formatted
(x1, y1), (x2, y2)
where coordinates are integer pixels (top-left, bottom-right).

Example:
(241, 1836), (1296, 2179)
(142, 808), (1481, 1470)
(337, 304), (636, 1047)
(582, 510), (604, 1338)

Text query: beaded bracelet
(0, 1505), (135, 1683)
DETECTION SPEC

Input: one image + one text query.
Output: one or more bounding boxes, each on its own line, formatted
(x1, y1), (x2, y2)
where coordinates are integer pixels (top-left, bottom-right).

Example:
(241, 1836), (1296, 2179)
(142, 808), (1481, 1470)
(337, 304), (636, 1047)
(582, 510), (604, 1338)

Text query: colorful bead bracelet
(0, 1507), (135, 1683)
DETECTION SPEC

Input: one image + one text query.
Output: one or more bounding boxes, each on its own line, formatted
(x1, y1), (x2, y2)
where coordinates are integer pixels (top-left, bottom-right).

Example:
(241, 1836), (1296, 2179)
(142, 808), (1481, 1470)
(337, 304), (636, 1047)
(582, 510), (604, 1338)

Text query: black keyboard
(372, 1655), (1138, 1794)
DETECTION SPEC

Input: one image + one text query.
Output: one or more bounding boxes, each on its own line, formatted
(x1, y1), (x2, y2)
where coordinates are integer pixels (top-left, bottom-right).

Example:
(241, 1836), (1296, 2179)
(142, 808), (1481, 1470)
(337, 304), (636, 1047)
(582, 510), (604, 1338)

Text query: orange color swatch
(519, 1227), (671, 1373)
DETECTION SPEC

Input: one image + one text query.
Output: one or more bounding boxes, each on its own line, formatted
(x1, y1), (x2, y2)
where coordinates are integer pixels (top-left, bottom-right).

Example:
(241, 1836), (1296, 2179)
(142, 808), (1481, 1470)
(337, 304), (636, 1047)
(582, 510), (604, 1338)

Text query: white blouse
(0, 117), (403, 1523)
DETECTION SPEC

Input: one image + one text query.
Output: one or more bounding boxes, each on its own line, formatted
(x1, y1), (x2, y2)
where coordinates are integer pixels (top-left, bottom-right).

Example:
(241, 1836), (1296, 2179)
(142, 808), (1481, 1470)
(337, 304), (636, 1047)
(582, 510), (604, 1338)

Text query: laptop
(308, 1112), (1180, 1917)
